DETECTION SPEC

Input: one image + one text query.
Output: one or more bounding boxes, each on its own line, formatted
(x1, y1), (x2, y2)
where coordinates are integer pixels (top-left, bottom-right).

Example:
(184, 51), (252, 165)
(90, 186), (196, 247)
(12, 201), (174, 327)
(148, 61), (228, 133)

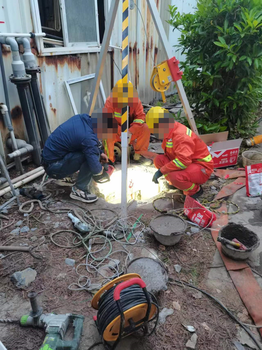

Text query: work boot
(190, 186), (203, 199)
(132, 153), (152, 166)
(70, 186), (98, 203)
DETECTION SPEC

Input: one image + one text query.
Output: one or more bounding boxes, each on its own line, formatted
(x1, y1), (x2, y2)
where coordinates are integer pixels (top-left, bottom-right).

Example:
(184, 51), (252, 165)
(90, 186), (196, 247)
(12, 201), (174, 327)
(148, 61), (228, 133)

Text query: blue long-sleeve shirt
(42, 114), (102, 175)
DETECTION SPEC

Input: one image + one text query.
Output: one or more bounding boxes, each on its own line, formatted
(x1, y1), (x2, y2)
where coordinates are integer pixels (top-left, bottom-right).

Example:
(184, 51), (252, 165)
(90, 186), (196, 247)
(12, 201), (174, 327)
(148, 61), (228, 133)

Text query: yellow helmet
(111, 79), (136, 106)
(146, 106), (169, 129)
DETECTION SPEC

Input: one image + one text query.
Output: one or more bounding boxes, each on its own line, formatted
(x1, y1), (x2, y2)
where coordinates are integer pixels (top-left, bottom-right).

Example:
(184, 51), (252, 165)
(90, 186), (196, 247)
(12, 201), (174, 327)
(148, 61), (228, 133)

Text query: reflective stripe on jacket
(104, 96), (146, 127)
(160, 122), (214, 175)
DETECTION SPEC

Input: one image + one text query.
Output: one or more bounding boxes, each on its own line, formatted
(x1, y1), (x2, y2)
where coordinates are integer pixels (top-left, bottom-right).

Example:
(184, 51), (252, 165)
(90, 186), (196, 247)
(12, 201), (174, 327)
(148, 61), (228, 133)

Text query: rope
(19, 199), (47, 213)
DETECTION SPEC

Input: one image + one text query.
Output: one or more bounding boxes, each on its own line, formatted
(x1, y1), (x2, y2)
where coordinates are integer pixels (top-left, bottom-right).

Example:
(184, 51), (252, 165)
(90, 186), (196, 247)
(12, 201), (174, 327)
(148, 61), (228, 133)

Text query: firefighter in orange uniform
(148, 107), (214, 198)
(103, 80), (151, 165)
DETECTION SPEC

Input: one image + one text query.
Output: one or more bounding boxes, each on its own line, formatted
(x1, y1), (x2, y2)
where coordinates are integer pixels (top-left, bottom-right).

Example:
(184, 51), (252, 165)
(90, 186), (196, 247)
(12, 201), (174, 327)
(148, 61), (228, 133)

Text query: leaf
(214, 41), (226, 48)
(254, 58), (259, 69)
(224, 19), (229, 32)
(214, 99), (219, 107)
(247, 57), (252, 66)
(239, 55), (247, 61)
(234, 24), (242, 32)
(220, 117), (228, 124)
(218, 36), (226, 45)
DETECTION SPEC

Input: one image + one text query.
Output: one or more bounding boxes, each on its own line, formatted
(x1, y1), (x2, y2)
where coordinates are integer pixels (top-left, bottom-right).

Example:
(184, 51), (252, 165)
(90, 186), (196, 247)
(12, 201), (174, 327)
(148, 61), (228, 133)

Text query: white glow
(95, 165), (161, 203)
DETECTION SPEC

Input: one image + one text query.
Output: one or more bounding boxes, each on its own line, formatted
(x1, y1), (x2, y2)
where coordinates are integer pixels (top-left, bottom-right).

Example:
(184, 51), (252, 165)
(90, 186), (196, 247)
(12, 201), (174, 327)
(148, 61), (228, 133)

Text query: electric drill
(20, 292), (84, 350)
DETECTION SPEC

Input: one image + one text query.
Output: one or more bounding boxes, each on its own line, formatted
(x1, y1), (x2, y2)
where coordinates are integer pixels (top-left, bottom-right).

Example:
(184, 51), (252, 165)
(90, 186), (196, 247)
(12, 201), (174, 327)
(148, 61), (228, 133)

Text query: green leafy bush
(168, 0), (262, 137)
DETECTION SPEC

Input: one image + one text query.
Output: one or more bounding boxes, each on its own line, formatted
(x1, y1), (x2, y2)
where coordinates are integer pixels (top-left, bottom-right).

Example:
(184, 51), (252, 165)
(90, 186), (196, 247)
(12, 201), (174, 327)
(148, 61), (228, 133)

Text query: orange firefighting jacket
(160, 122), (214, 175)
(104, 95), (146, 128)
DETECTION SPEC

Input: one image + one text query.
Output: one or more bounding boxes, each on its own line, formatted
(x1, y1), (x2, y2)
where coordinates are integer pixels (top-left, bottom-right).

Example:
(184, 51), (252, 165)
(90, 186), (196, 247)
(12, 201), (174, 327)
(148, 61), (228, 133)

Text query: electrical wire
(112, 55), (122, 76)
(48, 202), (145, 291)
(133, 2), (155, 64)
(170, 279), (262, 350)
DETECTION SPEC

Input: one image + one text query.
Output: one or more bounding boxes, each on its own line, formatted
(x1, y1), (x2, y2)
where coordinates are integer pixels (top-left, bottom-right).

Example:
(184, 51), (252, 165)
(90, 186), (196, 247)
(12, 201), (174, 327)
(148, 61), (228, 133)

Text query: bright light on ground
(93, 164), (162, 203)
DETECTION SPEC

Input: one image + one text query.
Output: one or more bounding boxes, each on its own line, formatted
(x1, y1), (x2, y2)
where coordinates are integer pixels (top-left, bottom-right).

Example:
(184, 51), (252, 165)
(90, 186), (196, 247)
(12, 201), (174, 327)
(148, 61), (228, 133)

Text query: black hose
(171, 279), (262, 350)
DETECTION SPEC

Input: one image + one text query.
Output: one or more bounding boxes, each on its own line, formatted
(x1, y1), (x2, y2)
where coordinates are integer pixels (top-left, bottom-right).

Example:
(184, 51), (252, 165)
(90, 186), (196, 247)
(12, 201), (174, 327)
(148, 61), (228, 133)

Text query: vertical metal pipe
(0, 44), (10, 112)
(0, 155), (20, 205)
(121, 0), (129, 219)
(16, 37), (50, 146)
(28, 70), (50, 145)
(11, 77), (42, 166)
(0, 48), (24, 173)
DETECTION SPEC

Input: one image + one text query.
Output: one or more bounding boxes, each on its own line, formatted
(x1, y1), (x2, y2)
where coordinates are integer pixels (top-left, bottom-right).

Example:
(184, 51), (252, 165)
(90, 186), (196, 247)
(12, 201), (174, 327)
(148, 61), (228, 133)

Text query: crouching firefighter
(41, 109), (118, 203)
(103, 79), (152, 165)
(148, 107), (214, 198)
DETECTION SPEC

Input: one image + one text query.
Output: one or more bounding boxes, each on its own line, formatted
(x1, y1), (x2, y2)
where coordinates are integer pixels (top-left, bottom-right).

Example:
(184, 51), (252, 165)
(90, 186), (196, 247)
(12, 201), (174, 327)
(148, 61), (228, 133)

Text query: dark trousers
(45, 152), (93, 191)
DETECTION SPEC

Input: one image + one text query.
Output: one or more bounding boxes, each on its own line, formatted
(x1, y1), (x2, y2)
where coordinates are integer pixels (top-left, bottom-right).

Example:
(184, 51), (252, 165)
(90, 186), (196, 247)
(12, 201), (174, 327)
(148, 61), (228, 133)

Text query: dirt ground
(0, 166), (258, 350)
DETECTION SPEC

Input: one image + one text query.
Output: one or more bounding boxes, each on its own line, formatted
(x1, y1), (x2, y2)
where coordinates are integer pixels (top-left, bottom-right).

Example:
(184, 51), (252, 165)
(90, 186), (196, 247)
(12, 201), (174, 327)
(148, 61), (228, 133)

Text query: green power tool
(20, 292), (84, 350)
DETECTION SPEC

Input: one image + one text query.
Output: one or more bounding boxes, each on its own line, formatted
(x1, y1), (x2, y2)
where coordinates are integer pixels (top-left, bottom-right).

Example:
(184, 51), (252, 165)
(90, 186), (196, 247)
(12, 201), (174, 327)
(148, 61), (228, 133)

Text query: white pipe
(0, 33), (45, 38)
(0, 169), (45, 197)
(8, 145), (34, 159)
(0, 177), (7, 185)
(0, 167), (44, 190)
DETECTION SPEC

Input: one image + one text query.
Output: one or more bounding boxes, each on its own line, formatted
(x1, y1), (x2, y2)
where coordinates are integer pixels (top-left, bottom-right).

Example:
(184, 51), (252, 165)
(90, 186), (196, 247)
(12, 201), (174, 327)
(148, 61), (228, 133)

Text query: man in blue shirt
(41, 110), (117, 203)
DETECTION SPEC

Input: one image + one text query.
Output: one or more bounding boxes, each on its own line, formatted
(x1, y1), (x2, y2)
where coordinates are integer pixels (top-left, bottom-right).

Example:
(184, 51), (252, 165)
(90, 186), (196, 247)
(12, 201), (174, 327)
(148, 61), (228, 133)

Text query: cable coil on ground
(89, 274), (159, 350)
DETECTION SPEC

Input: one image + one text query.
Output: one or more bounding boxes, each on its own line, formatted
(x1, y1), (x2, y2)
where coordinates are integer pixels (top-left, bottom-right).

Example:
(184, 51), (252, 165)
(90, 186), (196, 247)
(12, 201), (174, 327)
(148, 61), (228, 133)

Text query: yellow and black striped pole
(121, 0), (129, 218)
(121, 0), (129, 133)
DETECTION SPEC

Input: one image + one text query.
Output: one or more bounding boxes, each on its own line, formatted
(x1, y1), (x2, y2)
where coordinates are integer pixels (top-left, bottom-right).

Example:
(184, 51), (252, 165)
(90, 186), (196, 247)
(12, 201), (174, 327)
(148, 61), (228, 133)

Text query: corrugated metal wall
(0, 0), (196, 156)
(36, 53), (112, 131)
(111, 0), (172, 104)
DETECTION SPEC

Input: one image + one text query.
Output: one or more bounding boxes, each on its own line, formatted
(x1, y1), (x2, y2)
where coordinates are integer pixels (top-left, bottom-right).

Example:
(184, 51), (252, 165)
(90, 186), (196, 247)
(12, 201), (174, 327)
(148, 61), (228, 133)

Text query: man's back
(42, 114), (99, 163)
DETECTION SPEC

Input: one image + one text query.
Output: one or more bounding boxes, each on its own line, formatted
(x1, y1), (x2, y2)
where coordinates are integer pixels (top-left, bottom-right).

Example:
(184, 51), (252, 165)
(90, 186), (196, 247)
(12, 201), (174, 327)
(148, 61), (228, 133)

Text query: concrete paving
(230, 187), (262, 277)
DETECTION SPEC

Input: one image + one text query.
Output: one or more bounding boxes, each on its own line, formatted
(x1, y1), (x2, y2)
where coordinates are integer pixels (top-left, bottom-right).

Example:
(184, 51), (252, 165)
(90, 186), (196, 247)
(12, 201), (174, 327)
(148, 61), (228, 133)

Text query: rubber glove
(152, 169), (163, 184)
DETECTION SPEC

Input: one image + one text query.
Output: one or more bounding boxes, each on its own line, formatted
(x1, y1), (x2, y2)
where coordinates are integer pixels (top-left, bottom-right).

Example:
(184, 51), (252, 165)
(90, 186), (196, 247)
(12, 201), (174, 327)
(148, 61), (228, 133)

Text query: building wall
(0, 0), (197, 160)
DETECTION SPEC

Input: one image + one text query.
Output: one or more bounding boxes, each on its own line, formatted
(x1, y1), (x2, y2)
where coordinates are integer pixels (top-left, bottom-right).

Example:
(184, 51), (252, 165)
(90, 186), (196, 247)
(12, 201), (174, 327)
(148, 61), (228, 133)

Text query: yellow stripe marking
(122, 74), (128, 83)
(122, 36), (128, 49)
(122, 56), (128, 68)
(123, 1), (128, 12)
(122, 17), (128, 31)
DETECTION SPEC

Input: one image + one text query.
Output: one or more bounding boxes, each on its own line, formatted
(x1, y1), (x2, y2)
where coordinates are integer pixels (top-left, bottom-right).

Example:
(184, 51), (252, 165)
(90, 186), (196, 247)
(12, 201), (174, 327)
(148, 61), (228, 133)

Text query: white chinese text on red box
(210, 139), (242, 168)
